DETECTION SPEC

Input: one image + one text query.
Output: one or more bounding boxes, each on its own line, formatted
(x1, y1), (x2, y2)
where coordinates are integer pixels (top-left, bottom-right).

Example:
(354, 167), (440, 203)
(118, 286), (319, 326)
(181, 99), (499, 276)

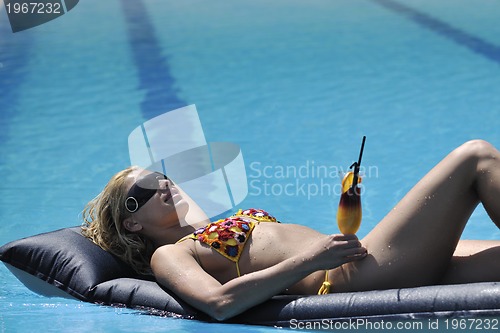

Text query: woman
(82, 139), (500, 321)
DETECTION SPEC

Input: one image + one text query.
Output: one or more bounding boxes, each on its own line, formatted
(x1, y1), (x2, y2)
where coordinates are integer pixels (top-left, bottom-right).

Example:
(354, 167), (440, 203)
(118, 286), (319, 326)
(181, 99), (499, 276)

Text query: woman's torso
(177, 221), (329, 294)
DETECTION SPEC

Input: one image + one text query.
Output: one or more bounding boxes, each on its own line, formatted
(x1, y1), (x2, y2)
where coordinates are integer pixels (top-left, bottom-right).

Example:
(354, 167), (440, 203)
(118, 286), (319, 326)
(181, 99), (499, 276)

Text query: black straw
(350, 136), (366, 188)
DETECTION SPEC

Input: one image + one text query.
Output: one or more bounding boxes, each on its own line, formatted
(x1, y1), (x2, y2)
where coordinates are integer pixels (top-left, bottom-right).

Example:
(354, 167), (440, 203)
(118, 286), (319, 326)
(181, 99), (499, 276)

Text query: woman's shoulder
(152, 241), (197, 265)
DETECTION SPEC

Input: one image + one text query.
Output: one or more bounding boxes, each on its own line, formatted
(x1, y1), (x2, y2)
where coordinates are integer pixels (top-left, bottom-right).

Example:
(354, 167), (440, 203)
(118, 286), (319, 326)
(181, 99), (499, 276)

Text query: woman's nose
(159, 179), (173, 190)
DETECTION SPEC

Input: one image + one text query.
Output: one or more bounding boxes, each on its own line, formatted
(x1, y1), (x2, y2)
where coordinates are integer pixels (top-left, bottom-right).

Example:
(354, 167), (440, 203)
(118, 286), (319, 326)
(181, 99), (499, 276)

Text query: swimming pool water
(1, 0), (500, 331)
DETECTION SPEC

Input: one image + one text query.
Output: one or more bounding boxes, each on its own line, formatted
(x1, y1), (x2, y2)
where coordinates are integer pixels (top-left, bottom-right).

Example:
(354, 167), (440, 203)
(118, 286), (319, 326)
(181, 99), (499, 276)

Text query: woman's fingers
(328, 234), (363, 250)
(343, 246), (368, 259)
(332, 233), (359, 241)
(314, 234), (367, 268)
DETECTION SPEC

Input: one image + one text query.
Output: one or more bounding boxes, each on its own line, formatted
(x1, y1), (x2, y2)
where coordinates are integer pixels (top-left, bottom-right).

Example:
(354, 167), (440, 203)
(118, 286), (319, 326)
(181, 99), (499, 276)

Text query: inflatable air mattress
(2, 227), (500, 327)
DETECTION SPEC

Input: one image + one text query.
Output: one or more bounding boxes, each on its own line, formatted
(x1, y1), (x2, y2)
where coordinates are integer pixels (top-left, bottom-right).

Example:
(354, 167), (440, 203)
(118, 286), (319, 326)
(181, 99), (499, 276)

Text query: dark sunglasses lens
(125, 172), (168, 213)
(136, 172), (168, 190)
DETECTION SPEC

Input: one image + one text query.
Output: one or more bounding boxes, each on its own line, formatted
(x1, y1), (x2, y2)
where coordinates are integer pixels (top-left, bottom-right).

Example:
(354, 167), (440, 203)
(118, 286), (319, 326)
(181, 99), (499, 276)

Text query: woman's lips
(163, 186), (179, 202)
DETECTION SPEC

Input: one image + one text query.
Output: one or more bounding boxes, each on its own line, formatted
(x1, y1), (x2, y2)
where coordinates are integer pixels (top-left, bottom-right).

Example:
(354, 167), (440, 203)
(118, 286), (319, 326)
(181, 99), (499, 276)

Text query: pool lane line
(371, 0), (500, 66)
(0, 11), (34, 147)
(119, 0), (186, 120)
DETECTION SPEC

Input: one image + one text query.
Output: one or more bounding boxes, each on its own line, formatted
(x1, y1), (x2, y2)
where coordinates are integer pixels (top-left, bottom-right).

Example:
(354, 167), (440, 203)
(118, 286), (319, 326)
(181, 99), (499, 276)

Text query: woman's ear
(122, 217), (143, 232)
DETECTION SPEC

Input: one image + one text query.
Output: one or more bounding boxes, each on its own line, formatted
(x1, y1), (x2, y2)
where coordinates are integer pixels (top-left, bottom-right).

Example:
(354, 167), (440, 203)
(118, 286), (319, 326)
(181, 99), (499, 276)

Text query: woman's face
(123, 168), (189, 236)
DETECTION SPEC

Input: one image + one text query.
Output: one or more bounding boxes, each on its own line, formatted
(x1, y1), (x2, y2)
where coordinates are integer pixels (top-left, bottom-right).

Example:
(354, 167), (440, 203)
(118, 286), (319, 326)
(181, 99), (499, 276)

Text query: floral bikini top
(177, 208), (279, 276)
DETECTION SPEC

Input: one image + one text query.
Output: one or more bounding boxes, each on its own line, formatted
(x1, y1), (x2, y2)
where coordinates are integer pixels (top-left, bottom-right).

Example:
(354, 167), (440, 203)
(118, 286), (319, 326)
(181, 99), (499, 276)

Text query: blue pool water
(1, 0), (500, 331)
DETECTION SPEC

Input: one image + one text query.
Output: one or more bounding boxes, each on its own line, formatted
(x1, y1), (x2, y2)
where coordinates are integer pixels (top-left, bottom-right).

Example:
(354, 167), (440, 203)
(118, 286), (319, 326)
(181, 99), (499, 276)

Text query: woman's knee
(455, 140), (498, 165)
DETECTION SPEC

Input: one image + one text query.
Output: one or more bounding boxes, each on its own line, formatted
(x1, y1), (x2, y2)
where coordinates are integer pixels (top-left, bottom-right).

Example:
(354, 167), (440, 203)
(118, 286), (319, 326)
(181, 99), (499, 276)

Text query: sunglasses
(125, 172), (169, 213)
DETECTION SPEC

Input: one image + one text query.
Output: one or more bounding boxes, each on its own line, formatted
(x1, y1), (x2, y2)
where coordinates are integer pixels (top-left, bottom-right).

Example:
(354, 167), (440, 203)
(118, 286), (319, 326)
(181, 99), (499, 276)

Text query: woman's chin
(173, 199), (189, 219)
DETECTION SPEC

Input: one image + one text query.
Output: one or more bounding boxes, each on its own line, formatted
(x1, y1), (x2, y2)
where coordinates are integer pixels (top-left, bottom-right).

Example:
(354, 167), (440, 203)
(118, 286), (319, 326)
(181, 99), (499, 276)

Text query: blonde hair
(81, 166), (155, 275)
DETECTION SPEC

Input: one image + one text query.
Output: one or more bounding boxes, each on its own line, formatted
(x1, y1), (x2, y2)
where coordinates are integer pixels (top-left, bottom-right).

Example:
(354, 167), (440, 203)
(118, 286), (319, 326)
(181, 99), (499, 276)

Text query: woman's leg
(441, 240), (500, 284)
(331, 140), (500, 292)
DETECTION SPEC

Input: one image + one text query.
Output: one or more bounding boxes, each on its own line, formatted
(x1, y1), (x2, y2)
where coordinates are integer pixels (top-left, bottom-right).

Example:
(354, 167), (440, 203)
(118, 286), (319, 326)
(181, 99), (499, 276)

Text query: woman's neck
(153, 218), (208, 247)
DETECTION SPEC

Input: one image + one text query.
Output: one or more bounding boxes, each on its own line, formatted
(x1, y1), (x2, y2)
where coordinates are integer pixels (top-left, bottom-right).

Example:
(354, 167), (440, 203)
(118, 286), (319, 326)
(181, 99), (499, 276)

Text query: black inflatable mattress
(2, 227), (500, 327)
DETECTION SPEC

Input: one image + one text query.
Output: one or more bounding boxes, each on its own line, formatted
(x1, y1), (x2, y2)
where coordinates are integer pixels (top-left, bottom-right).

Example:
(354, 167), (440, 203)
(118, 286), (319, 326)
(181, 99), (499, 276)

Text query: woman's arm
(151, 234), (366, 321)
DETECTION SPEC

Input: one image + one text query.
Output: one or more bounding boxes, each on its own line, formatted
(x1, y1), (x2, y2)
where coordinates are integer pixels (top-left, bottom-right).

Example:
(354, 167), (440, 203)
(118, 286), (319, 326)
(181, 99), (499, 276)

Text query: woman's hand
(302, 234), (367, 271)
